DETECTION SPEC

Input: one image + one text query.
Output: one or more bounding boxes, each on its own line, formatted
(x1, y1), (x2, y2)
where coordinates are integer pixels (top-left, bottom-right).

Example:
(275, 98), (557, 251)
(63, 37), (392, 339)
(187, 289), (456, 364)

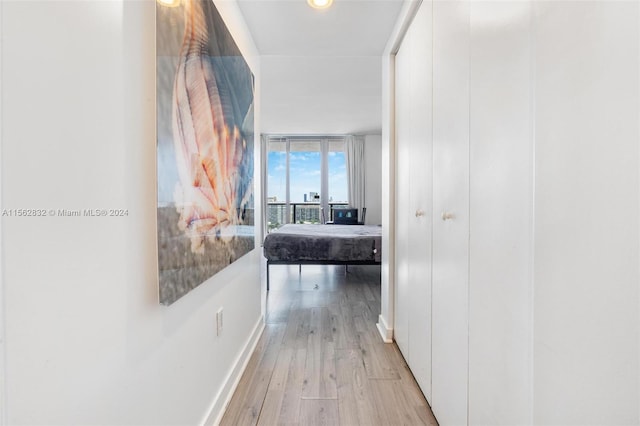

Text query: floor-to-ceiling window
(327, 139), (348, 209)
(266, 136), (348, 231)
(289, 139), (322, 224)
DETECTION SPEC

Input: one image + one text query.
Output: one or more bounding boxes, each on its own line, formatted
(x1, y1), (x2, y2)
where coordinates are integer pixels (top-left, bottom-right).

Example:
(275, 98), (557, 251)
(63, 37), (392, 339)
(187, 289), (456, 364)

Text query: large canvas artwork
(157, 0), (255, 305)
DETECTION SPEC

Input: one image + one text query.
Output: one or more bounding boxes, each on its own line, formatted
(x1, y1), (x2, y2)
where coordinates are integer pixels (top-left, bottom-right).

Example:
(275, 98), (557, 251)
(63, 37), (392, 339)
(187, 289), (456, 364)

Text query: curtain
(345, 135), (366, 222)
(260, 134), (268, 243)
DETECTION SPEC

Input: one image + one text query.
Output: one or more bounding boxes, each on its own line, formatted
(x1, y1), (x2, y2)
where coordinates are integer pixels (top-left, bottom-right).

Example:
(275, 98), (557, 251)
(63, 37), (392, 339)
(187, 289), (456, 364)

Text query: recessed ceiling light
(157, 0), (181, 7)
(307, 0), (333, 10)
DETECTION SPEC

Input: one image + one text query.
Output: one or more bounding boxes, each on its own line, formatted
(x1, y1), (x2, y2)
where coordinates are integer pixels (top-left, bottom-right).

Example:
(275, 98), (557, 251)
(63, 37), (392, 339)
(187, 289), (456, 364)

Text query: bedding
(263, 224), (382, 289)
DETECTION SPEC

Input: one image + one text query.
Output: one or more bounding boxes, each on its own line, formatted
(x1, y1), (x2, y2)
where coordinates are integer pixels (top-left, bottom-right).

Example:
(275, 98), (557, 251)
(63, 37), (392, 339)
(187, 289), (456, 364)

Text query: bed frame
(263, 224), (382, 291)
(266, 259), (381, 291)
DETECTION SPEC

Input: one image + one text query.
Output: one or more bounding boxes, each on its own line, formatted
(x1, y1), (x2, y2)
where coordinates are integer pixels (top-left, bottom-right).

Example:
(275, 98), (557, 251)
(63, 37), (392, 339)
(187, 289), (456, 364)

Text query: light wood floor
(220, 264), (439, 426)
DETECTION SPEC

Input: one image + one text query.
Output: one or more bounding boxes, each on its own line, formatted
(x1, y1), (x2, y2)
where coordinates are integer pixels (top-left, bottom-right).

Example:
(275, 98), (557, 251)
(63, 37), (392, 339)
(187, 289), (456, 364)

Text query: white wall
(364, 134), (382, 225)
(533, 2), (639, 424)
(0, 0), (5, 422)
(468, 2), (534, 424)
(0, 1), (263, 424)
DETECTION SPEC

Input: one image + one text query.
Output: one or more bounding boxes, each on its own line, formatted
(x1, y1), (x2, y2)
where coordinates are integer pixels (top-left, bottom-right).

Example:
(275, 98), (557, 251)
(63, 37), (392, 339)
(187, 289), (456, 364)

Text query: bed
(263, 224), (382, 290)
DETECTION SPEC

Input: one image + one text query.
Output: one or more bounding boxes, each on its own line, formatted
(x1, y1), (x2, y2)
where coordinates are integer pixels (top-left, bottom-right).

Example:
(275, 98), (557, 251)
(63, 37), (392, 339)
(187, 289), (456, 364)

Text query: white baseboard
(376, 314), (393, 343)
(201, 315), (265, 426)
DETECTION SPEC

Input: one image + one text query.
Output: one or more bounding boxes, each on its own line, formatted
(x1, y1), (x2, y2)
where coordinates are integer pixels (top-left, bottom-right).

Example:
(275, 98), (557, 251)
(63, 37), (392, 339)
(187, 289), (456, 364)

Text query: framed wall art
(156, 0), (255, 305)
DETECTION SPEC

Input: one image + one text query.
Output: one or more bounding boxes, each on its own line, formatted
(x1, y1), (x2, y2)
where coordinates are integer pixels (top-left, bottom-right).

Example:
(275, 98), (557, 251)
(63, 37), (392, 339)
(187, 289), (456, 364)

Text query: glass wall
(328, 140), (349, 220)
(290, 140), (322, 224)
(266, 137), (349, 230)
(266, 139), (287, 230)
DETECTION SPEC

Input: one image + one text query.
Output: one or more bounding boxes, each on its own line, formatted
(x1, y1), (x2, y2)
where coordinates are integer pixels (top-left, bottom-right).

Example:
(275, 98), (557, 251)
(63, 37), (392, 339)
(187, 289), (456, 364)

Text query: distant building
(295, 204), (320, 224)
(268, 204), (286, 228)
(267, 196), (285, 229)
(267, 193), (324, 228)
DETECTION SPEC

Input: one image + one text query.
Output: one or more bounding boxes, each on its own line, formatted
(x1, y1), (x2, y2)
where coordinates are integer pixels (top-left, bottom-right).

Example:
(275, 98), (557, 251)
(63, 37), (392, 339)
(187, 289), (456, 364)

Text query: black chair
(359, 207), (367, 225)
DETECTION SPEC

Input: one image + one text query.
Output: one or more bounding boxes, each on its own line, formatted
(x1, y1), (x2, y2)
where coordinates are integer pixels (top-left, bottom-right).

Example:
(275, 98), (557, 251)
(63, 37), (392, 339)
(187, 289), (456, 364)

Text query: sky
(267, 151), (348, 203)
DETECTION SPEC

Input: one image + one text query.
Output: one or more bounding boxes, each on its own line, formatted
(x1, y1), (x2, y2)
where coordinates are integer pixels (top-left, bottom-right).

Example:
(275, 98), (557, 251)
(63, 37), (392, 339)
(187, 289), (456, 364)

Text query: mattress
(263, 224), (382, 263)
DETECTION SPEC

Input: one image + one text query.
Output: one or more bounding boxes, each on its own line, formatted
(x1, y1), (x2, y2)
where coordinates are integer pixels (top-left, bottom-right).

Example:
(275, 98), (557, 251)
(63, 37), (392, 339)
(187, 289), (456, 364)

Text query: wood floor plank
(219, 330), (271, 425)
(367, 299), (381, 319)
(335, 348), (380, 426)
(354, 315), (400, 380)
(366, 283), (382, 314)
(257, 346), (308, 426)
(415, 403), (440, 426)
(299, 399), (340, 426)
(220, 324), (286, 426)
(277, 347), (307, 424)
(369, 378), (436, 426)
(353, 312), (384, 345)
(345, 281), (363, 302)
(358, 343), (401, 380)
(361, 280), (377, 302)
(302, 307), (338, 399)
(266, 291), (292, 324)
(299, 290), (325, 308)
(328, 303), (358, 350)
(256, 347), (293, 425)
(282, 306), (311, 349)
(281, 308), (300, 346)
(384, 343), (432, 407)
(351, 300), (376, 323)
(319, 306), (333, 343)
(335, 294), (360, 349)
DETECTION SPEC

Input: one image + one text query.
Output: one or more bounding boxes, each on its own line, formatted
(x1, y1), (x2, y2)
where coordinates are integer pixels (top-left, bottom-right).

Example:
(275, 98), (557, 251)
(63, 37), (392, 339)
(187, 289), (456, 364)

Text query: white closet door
(407, 0), (433, 401)
(431, 1), (470, 425)
(394, 0), (433, 402)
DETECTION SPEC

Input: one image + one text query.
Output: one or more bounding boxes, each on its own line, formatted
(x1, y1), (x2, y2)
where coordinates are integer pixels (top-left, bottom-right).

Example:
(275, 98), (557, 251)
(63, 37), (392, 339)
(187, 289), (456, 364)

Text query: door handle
(441, 212), (455, 221)
(415, 209), (425, 217)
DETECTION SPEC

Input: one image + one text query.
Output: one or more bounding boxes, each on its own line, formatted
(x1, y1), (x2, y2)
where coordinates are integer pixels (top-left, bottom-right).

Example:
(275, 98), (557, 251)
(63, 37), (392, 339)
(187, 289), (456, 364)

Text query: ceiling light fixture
(157, 0), (181, 7)
(307, 0), (333, 10)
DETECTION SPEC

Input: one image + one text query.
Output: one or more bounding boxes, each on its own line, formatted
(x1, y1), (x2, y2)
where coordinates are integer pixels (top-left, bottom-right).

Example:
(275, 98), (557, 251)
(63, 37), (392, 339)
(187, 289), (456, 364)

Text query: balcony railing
(267, 202), (349, 231)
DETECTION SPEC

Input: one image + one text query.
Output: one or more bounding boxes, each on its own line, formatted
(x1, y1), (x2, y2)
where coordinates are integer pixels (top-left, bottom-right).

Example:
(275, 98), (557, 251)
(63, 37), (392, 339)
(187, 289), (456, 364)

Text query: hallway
(220, 265), (438, 425)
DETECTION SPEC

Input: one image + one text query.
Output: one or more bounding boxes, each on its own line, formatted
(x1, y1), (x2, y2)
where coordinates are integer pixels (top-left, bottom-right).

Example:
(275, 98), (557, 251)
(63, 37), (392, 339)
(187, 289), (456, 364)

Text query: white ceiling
(237, 0), (405, 134)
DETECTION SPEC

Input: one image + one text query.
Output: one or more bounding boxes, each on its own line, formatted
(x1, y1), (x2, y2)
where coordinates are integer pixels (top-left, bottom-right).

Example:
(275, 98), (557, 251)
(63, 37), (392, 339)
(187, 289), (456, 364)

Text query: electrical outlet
(216, 307), (224, 336)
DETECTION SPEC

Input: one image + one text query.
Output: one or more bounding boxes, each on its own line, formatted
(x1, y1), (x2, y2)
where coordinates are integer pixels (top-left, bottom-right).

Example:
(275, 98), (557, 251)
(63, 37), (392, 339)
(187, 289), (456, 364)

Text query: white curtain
(260, 134), (268, 242)
(345, 135), (366, 222)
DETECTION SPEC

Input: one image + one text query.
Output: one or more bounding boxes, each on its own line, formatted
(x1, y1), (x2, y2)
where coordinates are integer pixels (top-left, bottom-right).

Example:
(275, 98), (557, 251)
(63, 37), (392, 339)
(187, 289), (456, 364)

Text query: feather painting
(157, 0), (255, 305)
